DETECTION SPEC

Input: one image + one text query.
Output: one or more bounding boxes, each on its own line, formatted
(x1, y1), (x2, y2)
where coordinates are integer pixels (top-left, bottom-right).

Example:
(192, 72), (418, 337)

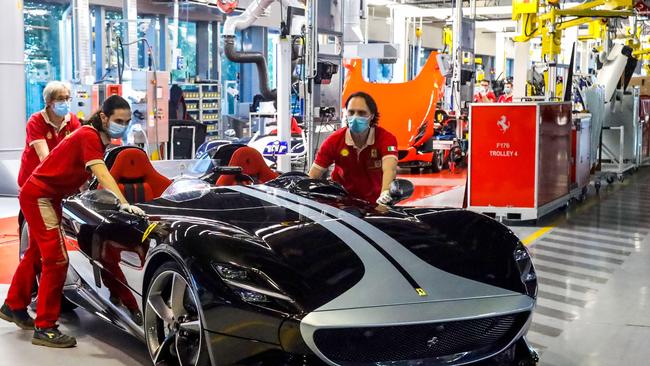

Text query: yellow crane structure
(511, 0), (638, 97)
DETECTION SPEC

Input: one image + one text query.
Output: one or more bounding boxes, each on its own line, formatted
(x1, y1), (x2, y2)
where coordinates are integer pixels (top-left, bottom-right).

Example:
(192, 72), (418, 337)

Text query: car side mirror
(389, 179), (414, 204)
(79, 189), (121, 212)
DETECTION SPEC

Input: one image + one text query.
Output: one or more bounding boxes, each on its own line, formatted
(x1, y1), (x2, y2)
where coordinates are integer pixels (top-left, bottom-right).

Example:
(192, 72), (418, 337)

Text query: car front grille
(312, 312), (528, 364)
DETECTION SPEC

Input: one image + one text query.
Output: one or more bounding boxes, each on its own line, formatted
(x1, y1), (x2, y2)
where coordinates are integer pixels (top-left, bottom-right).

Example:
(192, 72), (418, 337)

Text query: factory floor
(0, 168), (648, 365)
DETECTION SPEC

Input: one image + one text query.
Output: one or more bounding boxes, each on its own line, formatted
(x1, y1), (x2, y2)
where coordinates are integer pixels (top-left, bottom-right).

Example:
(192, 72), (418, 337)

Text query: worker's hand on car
(376, 190), (393, 206)
(119, 203), (146, 216)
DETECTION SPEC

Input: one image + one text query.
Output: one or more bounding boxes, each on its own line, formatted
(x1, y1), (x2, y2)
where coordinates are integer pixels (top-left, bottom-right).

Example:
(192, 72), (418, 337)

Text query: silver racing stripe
(251, 185), (520, 310)
(227, 185), (427, 308)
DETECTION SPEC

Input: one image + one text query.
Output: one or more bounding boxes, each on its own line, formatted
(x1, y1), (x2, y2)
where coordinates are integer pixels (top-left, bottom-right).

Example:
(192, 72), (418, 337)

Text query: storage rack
(180, 83), (221, 140)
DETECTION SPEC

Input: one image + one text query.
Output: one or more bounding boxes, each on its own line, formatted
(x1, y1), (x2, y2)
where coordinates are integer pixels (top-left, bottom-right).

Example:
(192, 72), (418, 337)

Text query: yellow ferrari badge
(340, 148), (350, 157)
(371, 149), (378, 158)
(142, 222), (158, 243)
(46, 132), (52, 140)
(416, 288), (428, 297)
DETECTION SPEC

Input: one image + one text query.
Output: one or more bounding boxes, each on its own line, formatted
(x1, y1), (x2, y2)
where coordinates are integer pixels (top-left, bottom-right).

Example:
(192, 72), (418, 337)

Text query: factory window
(267, 30), (278, 89)
(23, 1), (65, 117)
(170, 21), (198, 82)
(366, 59), (393, 83)
(506, 58), (514, 78)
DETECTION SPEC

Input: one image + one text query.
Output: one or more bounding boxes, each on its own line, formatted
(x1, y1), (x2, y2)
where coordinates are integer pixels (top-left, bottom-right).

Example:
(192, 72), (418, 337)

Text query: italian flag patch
(387, 146), (396, 152)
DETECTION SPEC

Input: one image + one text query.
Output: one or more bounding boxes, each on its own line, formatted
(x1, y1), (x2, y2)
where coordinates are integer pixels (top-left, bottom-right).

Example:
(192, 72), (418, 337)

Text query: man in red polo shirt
(309, 92), (398, 204)
(474, 79), (497, 103)
(18, 81), (81, 187)
(497, 81), (514, 103)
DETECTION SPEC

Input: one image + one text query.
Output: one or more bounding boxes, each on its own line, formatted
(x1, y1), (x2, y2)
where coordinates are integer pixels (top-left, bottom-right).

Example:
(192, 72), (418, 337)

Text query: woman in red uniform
(18, 81), (81, 187)
(0, 95), (144, 348)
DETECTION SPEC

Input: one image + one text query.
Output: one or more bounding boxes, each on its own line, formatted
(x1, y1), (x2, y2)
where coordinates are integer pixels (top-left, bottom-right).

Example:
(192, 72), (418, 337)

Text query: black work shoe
(32, 327), (77, 348)
(0, 303), (35, 330)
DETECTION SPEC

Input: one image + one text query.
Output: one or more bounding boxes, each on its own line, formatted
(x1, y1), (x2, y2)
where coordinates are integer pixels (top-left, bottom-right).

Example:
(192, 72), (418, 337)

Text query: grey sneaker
(0, 303), (35, 330)
(32, 327), (77, 348)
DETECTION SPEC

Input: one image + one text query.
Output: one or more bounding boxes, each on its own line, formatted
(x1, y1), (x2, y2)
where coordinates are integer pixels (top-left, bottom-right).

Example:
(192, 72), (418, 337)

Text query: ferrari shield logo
(371, 149), (378, 158)
(416, 288), (428, 297)
(46, 132), (52, 140)
(340, 148), (350, 157)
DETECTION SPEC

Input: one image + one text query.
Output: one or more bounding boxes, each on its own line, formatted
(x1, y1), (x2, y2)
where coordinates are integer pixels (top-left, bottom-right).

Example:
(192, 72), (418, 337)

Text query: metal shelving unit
(180, 83), (221, 139)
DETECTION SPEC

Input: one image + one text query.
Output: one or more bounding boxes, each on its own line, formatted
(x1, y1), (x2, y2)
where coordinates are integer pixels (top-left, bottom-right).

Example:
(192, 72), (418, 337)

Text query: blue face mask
(108, 121), (126, 138)
(348, 116), (371, 134)
(52, 101), (70, 117)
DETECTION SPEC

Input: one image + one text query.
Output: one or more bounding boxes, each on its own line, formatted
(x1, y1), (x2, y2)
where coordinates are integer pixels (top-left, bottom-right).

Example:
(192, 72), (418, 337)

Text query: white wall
(0, 0), (26, 160)
(474, 31), (496, 57)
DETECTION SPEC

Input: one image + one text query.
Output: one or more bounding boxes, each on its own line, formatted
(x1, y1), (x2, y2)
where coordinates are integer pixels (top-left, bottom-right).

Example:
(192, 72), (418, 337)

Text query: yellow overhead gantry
(511, 0), (637, 96)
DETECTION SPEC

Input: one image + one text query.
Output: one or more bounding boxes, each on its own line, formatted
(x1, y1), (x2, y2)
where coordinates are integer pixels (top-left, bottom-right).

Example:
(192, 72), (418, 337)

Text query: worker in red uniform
(18, 81), (81, 187)
(0, 95), (145, 348)
(474, 79), (497, 103)
(308, 91), (398, 205)
(498, 81), (514, 103)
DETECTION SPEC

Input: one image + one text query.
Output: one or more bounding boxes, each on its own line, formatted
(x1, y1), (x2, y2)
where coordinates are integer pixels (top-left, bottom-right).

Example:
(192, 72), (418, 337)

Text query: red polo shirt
(26, 126), (107, 199)
(314, 126), (398, 202)
(18, 111), (81, 187)
(498, 94), (513, 103)
(473, 91), (496, 103)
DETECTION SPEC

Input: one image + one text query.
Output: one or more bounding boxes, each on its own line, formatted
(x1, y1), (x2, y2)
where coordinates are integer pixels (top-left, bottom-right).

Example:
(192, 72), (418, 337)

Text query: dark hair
(345, 91), (380, 126)
(505, 81), (513, 87)
(480, 79), (490, 84)
(84, 95), (131, 131)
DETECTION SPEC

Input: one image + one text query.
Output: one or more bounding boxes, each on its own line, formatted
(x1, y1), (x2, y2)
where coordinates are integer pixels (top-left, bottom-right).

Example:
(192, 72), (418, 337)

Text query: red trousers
(6, 183), (68, 329)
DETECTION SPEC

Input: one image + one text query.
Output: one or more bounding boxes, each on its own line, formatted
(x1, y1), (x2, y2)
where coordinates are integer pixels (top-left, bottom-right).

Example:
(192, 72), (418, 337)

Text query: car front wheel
(144, 261), (209, 366)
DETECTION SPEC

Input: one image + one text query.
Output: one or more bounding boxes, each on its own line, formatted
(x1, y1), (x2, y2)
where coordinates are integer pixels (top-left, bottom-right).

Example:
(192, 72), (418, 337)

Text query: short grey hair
(42, 81), (71, 104)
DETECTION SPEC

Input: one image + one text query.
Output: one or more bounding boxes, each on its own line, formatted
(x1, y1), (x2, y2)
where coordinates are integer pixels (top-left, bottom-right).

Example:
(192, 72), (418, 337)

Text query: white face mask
(481, 86), (489, 93)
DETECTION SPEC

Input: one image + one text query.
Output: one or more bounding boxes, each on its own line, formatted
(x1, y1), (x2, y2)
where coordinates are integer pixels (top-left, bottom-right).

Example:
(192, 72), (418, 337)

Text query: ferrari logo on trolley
(497, 116), (510, 134)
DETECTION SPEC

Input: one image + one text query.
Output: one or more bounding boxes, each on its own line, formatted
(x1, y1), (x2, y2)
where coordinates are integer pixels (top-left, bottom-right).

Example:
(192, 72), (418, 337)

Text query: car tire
(144, 261), (209, 366)
(430, 150), (445, 173)
(19, 221), (77, 312)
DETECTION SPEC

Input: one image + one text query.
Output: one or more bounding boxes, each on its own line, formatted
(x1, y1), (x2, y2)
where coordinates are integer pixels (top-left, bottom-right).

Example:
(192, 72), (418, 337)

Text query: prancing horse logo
(427, 336), (439, 348)
(497, 115), (510, 134)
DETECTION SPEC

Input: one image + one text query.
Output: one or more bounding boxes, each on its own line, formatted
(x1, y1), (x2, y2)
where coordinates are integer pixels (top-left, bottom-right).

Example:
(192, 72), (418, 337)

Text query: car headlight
(212, 262), (300, 313)
(514, 245), (537, 298)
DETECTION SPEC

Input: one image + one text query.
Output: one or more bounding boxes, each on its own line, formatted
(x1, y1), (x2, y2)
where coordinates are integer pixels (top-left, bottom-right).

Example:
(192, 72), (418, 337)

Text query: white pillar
(276, 35), (292, 173)
(392, 7), (407, 83)
(513, 41), (530, 99)
(123, 0), (139, 69)
(73, 0), (93, 83)
(495, 33), (506, 79)
(0, 0), (26, 159)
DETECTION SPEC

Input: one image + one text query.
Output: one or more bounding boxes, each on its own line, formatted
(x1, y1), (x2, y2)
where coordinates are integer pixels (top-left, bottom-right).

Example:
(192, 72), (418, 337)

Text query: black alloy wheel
(144, 262), (208, 366)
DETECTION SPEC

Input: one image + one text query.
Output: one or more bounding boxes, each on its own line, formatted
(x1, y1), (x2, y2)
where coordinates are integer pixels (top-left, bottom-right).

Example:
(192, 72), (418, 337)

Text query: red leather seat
(102, 148), (172, 203)
(269, 117), (303, 136)
(216, 147), (279, 186)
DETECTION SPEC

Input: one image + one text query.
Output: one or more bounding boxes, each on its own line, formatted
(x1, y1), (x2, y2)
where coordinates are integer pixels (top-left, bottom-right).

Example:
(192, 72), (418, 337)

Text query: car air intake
(313, 312), (529, 364)
(398, 150), (409, 160)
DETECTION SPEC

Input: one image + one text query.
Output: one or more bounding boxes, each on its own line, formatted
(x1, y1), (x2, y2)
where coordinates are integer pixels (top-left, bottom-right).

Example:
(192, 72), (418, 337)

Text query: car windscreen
(151, 157), (216, 179)
(160, 178), (212, 203)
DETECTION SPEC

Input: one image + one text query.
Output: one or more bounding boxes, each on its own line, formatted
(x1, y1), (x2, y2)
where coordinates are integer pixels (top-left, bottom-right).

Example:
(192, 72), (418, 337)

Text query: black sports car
(20, 147), (538, 366)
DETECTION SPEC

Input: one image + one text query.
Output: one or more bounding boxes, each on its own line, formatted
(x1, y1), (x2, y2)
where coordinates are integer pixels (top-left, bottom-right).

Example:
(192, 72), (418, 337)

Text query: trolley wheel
(595, 181), (601, 194)
(618, 175), (625, 182)
(606, 175), (615, 184)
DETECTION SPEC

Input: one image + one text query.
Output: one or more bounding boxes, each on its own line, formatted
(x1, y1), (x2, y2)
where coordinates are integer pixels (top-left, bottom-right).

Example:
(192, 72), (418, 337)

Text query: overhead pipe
(223, 35), (277, 101)
(222, 0), (300, 101)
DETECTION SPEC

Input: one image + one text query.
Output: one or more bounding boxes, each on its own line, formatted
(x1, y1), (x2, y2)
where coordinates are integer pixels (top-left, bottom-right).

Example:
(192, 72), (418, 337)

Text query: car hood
(143, 184), (530, 312)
